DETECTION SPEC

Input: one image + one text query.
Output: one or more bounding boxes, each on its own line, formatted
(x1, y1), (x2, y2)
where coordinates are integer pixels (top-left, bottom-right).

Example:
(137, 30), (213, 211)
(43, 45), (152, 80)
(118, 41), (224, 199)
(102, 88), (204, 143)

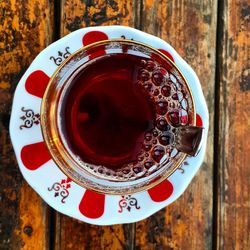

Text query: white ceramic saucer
(10, 26), (208, 225)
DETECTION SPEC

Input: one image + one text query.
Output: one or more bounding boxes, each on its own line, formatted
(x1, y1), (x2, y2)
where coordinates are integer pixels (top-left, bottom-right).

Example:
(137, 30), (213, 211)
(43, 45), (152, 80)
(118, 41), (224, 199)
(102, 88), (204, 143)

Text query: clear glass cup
(41, 39), (203, 195)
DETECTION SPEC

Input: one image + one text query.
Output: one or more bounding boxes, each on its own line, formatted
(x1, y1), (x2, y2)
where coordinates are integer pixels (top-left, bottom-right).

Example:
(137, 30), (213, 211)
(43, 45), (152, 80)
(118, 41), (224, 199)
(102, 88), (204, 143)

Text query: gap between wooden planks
(0, 0), (54, 249)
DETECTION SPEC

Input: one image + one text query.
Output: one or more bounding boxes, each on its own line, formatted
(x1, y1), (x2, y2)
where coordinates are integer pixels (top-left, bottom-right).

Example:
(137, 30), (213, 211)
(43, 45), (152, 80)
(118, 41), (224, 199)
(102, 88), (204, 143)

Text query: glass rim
(40, 39), (196, 195)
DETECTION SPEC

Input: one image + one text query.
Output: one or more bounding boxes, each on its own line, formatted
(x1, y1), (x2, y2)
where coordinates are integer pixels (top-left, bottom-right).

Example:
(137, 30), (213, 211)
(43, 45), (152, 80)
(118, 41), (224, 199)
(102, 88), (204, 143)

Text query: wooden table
(0, 0), (249, 249)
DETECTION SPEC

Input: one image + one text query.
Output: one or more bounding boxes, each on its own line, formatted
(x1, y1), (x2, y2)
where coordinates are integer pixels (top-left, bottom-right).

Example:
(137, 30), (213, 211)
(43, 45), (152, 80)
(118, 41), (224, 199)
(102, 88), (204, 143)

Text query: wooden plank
(60, 0), (139, 35)
(54, 1), (138, 249)
(136, 0), (217, 249)
(0, 0), (54, 249)
(216, 0), (250, 249)
(55, 216), (135, 250)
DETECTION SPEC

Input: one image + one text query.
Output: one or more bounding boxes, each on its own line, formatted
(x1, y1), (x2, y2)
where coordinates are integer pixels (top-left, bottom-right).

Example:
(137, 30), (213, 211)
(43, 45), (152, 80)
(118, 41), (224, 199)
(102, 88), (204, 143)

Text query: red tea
(64, 54), (155, 169)
(62, 53), (189, 177)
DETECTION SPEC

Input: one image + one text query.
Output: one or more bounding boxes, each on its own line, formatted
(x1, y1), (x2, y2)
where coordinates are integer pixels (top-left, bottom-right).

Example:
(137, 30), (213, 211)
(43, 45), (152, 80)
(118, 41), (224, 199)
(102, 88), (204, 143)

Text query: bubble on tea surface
(98, 167), (104, 174)
(145, 132), (152, 141)
(154, 89), (160, 96)
(159, 132), (174, 145)
(122, 168), (130, 175)
(152, 129), (158, 137)
(81, 55), (192, 181)
(161, 85), (171, 97)
(133, 165), (143, 174)
(145, 60), (157, 71)
(156, 100), (168, 115)
(138, 69), (150, 81)
(143, 82), (153, 94)
(152, 69), (166, 86)
(143, 143), (152, 151)
(168, 110), (181, 127)
(144, 159), (155, 170)
(118, 172), (123, 177)
(172, 93), (178, 100)
(152, 139), (157, 144)
(156, 117), (171, 131)
(137, 153), (144, 162)
(140, 59), (147, 66)
(152, 145), (165, 163)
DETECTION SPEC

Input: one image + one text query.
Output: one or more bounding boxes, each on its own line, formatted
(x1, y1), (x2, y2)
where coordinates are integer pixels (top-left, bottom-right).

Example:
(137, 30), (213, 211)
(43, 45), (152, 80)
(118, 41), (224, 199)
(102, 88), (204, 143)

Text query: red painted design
(148, 179), (174, 202)
(79, 190), (105, 219)
(21, 141), (51, 170)
(118, 195), (140, 213)
(25, 70), (50, 98)
(48, 177), (72, 203)
(196, 114), (203, 127)
(158, 49), (174, 62)
(82, 31), (109, 60)
(82, 31), (109, 46)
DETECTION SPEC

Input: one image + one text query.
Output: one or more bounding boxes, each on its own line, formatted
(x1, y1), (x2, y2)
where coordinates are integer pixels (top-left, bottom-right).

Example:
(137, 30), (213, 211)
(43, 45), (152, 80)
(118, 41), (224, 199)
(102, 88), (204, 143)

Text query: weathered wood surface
(59, 0), (141, 36)
(0, 0), (53, 249)
(216, 0), (250, 249)
(0, 0), (249, 249)
(135, 0), (217, 249)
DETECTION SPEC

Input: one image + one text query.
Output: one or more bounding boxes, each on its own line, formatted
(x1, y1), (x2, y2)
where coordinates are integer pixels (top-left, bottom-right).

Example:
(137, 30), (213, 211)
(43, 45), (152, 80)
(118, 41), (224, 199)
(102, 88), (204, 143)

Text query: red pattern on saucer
(82, 31), (109, 46)
(10, 26), (208, 224)
(79, 190), (105, 218)
(20, 30), (203, 216)
(196, 114), (203, 127)
(82, 31), (109, 59)
(25, 70), (50, 98)
(21, 142), (51, 170)
(158, 49), (174, 62)
(148, 179), (174, 202)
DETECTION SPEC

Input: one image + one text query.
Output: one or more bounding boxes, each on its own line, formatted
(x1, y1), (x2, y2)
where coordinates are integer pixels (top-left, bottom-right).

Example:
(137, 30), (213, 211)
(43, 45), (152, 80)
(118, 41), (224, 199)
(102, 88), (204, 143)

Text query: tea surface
(62, 53), (189, 178)
(64, 54), (155, 169)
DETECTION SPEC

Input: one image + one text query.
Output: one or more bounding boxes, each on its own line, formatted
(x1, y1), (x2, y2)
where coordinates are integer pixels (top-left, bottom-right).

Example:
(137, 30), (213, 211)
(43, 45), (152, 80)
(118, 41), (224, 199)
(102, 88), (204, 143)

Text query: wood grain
(55, 216), (135, 250)
(0, 0), (53, 249)
(54, 1), (138, 249)
(1, 0), (249, 249)
(136, 0), (217, 249)
(216, 0), (250, 249)
(60, 0), (140, 36)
